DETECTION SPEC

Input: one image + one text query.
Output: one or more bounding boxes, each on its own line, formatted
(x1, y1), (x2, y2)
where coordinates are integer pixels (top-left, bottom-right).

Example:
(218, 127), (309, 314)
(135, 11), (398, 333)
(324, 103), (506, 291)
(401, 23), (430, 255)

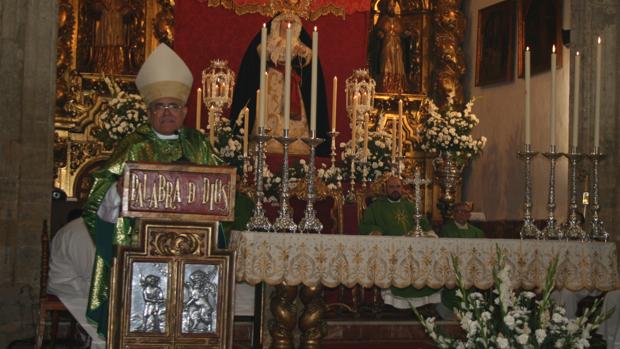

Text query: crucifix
(407, 168), (431, 237)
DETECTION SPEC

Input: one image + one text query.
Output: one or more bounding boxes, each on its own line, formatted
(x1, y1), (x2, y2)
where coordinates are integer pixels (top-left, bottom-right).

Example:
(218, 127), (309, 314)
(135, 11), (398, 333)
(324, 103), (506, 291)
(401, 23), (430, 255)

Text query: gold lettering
(165, 180), (174, 209)
(210, 182), (216, 210)
(174, 178), (182, 204)
(220, 183), (229, 210)
(187, 182), (196, 203)
(148, 179), (159, 208)
(202, 177), (211, 204)
(158, 174), (166, 206)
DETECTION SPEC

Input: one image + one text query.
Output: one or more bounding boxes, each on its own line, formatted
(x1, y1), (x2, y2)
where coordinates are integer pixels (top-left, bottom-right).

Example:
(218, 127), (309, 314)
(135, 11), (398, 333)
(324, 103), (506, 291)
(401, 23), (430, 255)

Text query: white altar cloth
(231, 232), (620, 292)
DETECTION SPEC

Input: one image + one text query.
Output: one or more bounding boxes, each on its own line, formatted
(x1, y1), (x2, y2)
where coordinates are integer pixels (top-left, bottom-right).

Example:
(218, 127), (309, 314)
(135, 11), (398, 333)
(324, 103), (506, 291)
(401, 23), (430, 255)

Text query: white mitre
(135, 43), (193, 105)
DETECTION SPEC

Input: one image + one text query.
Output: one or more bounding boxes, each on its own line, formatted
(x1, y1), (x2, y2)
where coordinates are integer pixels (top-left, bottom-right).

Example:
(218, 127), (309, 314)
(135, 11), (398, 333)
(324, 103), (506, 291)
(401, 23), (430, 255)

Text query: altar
(231, 231), (620, 348)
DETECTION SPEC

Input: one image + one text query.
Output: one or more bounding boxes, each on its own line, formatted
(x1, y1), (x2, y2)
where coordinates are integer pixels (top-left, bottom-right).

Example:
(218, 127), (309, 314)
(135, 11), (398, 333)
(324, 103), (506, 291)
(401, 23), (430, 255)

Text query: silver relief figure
(182, 266), (219, 333)
(129, 262), (168, 333)
(140, 275), (165, 332)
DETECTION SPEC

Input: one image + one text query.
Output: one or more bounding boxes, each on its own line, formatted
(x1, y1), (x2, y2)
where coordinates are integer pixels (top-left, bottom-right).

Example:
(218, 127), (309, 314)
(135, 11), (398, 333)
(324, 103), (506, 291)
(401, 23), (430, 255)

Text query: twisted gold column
(298, 284), (327, 349)
(432, 0), (466, 105)
(269, 285), (298, 349)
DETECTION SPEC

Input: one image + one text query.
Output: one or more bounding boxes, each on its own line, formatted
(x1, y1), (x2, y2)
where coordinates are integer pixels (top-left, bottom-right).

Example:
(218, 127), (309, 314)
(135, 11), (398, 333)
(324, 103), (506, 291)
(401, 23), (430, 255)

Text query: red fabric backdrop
(175, 2), (370, 144)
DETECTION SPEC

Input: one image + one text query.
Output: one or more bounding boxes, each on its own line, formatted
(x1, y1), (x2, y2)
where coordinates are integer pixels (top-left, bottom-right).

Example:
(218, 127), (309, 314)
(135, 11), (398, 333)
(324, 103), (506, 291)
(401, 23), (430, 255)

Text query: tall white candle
(351, 95), (358, 153)
(259, 24), (267, 129)
(243, 107), (249, 156)
(283, 23), (292, 130)
(572, 51), (580, 148)
(391, 116), (397, 163)
(363, 112), (369, 162)
(331, 76), (337, 131)
(209, 106), (215, 146)
(594, 36), (602, 148)
(525, 47), (531, 145)
(398, 99), (404, 157)
(196, 87), (202, 130)
(310, 26), (318, 133)
(550, 45), (557, 147)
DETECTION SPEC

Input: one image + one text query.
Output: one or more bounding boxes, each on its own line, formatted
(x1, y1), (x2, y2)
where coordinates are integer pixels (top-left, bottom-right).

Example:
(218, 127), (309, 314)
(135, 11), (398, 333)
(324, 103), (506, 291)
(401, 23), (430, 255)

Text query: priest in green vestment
(438, 202), (485, 316)
(83, 44), (221, 337)
(358, 176), (441, 310)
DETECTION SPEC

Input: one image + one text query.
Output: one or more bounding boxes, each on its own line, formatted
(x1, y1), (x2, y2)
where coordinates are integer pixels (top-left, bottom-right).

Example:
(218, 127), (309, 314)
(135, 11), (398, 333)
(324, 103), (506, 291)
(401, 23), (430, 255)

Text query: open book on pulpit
(107, 162), (237, 349)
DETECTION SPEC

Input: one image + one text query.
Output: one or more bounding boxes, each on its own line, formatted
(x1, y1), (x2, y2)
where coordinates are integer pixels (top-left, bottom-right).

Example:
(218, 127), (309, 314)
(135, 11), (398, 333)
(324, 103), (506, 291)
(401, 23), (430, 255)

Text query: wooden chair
(36, 219), (75, 348)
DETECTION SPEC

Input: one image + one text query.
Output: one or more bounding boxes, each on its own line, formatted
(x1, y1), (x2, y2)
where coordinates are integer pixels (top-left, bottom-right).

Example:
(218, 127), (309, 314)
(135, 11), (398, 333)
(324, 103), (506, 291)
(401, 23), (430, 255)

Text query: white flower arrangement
(92, 77), (148, 149)
(415, 247), (611, 349)
(419, 92), (487, 159)
(340, 118), (394, 182)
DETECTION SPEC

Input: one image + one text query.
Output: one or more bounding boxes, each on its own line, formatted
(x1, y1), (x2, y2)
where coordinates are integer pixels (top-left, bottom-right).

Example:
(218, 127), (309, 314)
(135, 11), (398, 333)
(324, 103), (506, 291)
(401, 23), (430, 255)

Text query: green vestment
(220, 191), (255, 247)
(439, 220), (485, 310)
(358, 198), (437, 298)
(83, 124), (221, 337)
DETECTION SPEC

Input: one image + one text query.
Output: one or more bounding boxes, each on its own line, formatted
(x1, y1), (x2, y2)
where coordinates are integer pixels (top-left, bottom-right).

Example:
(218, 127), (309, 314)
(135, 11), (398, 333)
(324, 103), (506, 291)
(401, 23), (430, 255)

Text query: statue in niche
(183, 269), (217, 333)
(370, 0), (423, 94)
(139, 274), (165, 332)
(229, 12), (330, 156)
(77, 0), (145, 75)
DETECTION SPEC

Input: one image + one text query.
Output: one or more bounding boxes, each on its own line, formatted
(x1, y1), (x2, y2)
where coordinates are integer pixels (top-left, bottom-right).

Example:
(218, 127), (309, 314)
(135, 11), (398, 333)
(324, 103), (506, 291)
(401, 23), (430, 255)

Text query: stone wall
(0, 0), (58, 346)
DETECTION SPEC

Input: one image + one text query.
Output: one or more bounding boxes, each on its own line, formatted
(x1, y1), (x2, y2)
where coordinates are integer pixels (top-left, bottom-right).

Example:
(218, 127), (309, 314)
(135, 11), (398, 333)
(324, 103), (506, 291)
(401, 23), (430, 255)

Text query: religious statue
(374, 0), (411, 93)
(139, 274), (165, 332)
(230, 13), (330, 156)
(77, 0), (144, 74)
(183, 269), (217, 333)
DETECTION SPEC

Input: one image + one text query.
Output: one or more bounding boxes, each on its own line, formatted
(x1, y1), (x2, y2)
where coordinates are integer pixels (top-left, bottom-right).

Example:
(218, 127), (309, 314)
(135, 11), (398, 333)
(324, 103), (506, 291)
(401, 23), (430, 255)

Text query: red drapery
(175, 1), (370, 144)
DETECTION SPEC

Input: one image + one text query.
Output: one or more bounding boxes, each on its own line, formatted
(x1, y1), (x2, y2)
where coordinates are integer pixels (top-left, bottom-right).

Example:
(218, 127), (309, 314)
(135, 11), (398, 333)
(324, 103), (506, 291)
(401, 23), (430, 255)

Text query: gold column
(269, 284), (298, 349)
(432, 0), (466, 105)
(298, 284), (327, 349)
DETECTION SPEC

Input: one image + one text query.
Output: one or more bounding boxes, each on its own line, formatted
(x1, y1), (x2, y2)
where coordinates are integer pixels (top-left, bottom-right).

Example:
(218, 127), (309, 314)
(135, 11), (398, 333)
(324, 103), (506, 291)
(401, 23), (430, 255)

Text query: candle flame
(597, 36), (601, 44)
(287, 23), (291, 29)
(262, 23), (266, 28)
(576, 51), (580, 56)
(526, 46), (530, 51)
(552, 44), (556, 53)
(314, 26), (317, 32)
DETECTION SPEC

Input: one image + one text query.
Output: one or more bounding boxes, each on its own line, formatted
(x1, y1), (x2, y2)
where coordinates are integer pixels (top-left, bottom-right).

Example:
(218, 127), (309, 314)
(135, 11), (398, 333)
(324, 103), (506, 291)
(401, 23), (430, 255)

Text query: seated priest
(437, 201), (485, 319)
(82, 43), (221, 338)
(48, 211), (105, 348)
(358, 175), (441, 310)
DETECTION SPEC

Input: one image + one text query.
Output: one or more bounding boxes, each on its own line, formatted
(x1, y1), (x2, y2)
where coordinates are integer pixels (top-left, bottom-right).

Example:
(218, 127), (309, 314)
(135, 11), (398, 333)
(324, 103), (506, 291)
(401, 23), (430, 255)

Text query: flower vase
(432, 151), (466, 220)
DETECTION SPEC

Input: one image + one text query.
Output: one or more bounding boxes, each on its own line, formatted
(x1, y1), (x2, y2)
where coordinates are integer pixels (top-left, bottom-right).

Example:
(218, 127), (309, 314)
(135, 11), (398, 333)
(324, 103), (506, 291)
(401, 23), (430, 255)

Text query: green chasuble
(358, 198), (437, 298)
(220, 191), (255, 247)
(83, 124), (221, 337)
(439, 220), (485, 310)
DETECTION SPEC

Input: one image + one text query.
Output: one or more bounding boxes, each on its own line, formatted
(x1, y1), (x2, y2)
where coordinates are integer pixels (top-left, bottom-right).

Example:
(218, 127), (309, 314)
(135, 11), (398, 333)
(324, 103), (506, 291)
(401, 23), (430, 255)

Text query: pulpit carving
(149, 231), (204, 256)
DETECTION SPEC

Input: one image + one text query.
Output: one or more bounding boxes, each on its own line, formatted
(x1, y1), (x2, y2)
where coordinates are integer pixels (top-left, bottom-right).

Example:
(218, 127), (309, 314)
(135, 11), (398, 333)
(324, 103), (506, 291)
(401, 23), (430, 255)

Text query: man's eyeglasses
(151, 103), (184, 112)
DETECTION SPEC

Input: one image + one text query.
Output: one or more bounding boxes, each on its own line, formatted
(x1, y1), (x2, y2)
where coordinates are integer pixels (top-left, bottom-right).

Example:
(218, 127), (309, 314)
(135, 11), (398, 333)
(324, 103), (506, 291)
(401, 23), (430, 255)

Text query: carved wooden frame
(517, 0), (563, 77)
(108, 220), (236, 348)
(475, 0), (516, 86)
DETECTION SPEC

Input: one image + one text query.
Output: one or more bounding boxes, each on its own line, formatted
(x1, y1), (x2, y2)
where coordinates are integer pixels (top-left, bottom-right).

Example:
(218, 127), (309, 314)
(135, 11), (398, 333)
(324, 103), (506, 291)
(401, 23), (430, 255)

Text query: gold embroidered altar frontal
(230, 232), (620, 292)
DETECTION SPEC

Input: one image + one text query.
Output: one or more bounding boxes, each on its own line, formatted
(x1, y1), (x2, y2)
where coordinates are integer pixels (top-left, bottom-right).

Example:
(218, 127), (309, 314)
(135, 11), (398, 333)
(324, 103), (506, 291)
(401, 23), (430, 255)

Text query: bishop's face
(148, 97), (187, 135)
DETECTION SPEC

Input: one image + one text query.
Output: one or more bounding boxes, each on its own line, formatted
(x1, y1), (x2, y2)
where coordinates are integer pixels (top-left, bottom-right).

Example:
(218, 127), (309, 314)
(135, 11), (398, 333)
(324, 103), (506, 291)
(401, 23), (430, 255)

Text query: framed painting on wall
(475, 0), (516, 86)
(517, 0), (563, 77)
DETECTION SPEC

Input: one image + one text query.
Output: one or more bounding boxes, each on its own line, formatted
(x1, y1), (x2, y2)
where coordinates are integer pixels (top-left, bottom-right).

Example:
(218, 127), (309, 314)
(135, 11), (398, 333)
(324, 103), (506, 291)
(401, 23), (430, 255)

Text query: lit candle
(572, 51), (580, 148)
(331, 76), (337, 131)
(525, 47), (531, 145)
(310, 26), (318, 133)
(391, 116), (397, 164)
(283, 23), (292, 130)
(259, 23), (267, 129)
(363, 112), (369, 162)
(550, 45), (557, 147)
(398, 99), (404, 157)
(243, 107), (249, 156)
(209, 106), (215, 146)
(256, 88), (260, 128)
(594, 36), (602, 148)
(351, 95), (358, 153)
(196, 87), (202, 130)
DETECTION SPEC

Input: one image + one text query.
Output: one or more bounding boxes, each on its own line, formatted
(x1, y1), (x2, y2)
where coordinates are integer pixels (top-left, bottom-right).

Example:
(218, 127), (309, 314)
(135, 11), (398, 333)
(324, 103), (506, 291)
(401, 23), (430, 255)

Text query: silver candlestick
(588, 147), (608, 241)
(328, 130), (340, 169)
(242, 154), (251, 186)
(542, 145), (563, 239)
(298, 131), (324, 234)
(246, 127), (272, 232)
(518, 144), (541, 239)
(563, 148), (586, 240)
(273, 129), (297, 233)
(346, 153), (357, 203)
(409, 168), (431, 237)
